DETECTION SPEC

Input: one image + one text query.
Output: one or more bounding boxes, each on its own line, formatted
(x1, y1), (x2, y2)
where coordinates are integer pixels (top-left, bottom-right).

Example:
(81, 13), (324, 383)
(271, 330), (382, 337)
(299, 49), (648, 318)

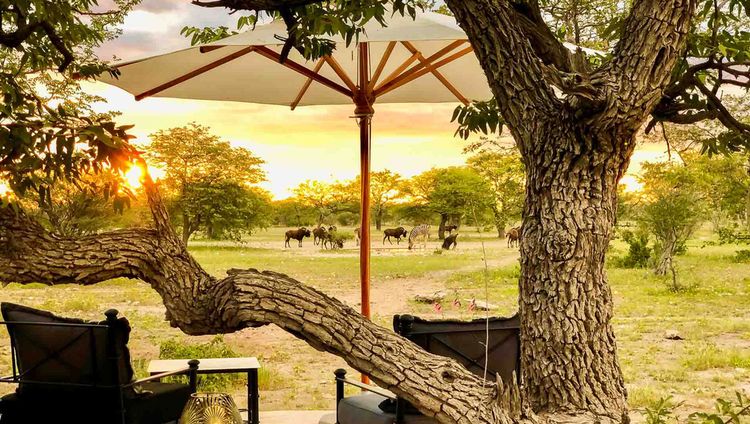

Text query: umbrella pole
(358, 111), (372, 321)
(355, 42), (375, 385)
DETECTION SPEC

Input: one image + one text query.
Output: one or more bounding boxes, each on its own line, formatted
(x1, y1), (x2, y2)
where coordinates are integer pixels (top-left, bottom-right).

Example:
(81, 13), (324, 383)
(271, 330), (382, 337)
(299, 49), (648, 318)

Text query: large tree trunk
(519, 124), (633, 422)
(375, 207), (383, 231)
(1, 0), (698, 422)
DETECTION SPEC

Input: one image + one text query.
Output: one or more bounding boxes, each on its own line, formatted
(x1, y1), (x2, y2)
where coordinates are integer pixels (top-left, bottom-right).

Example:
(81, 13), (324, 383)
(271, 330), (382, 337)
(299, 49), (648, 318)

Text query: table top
(148, 357), (260, 374)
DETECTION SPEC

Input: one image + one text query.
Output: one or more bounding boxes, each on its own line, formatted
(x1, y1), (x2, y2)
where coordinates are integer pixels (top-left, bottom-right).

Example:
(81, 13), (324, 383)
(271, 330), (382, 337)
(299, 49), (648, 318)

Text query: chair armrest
(125, 368), (190, 387)
(126, 359), (200, 392)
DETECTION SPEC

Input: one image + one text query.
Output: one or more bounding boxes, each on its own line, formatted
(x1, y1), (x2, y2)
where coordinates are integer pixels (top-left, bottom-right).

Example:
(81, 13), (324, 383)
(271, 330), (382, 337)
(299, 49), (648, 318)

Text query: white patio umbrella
(97, 11), (492, 321)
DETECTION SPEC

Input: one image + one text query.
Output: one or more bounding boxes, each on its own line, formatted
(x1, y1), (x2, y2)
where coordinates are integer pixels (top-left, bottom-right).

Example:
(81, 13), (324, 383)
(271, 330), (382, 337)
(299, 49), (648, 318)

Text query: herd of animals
(284, 224), (523, 250)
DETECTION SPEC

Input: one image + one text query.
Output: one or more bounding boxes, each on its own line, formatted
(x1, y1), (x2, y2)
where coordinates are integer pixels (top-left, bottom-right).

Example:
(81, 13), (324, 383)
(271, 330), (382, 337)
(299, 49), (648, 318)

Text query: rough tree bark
(0, 0), (699, 423)
(442, 0), (696, 421)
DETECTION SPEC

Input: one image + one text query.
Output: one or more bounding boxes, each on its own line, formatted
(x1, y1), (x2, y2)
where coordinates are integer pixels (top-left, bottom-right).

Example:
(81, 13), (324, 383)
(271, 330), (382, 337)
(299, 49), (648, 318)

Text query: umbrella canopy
(101, 12), (491, 107)
(97, 11), (492, 324)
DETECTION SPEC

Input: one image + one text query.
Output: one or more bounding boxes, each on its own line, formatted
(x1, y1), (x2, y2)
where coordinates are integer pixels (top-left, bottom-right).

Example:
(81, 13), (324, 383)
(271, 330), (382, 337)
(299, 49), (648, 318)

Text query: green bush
(732, 249), (750, 263)
(159, 336), (243, 392)
(613, 230), (652, 268)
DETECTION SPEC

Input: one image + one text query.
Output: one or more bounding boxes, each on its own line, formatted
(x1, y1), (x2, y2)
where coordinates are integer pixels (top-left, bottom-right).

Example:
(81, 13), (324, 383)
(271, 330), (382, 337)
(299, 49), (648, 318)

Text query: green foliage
(272, 198), (318, 227)
(644, 396), (683, 424)
(406, 166), (494, 224)
(637, 161), (707, 275)
(613, 229), (652, 268)
(182, 1), (427, 60)
(644, 393), (750, 424)
(159, 336), (243, 392)
(467, 146), (525, 236)
(689, 392), (750, 423)
(0, 0), (140, 202)
(145, 123), (269, 242)
(451, 99), (504, 140)
(732, 249), (750, 263)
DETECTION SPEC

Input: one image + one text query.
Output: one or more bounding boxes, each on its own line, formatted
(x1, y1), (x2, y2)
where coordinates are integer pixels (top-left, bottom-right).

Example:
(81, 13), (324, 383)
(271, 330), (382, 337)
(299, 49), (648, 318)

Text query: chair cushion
(0, 302), (134, 392)
(338, 393), (437, 424)
(125, 382), (193, 424)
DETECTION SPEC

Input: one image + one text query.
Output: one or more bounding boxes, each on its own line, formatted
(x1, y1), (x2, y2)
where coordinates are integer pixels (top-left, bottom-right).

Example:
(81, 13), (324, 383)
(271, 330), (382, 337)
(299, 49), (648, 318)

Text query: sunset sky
(89, 0), (669, 198)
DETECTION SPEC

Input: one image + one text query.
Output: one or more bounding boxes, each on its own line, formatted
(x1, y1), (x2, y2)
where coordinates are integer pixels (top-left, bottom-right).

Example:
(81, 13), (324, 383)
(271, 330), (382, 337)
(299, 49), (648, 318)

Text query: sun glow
(620, 175), (643, 193)
(123, 163), (145, 189)
(0, 181), (10, 197)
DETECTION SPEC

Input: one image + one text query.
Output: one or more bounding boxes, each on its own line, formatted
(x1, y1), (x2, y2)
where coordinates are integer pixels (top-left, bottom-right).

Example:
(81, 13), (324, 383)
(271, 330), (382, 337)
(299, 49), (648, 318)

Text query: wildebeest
(312, 226), (328, 245)
(506, 226), (521, 248)
(322, 227), (344, 250)
(408, 224), (431, 250)
(285, 227), (311, 248)
(444, 225), (458, 234)
(442, 233), (458, 250)
(383, 227), (408, 245)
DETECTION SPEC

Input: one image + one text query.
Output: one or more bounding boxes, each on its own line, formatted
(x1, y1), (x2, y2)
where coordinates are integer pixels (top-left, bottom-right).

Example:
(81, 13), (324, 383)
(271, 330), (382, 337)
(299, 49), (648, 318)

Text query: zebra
(408, 224), (431, 250)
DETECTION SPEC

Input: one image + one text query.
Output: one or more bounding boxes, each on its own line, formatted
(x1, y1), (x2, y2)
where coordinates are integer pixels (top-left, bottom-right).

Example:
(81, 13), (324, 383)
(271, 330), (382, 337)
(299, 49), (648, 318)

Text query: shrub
(159, 336), (243, 391)
(613, 230), (652, 268)
(732, 249), (750, 263)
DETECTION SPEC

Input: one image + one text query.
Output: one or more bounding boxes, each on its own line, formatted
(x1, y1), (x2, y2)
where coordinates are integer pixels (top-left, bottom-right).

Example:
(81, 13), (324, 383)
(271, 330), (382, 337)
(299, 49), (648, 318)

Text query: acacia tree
(407, 167), (493, 239)
(345, 170), (403, 230)
(3, 0), (750, 423)
(467, 149), (525, 238)
(146, 123), (266, 243)
(638, 161), (706, 277)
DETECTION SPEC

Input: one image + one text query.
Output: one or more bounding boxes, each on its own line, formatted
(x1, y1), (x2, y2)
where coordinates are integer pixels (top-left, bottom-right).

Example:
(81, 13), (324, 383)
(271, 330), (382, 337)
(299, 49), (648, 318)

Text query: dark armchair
(331, 314), (520, 424)
(0, 303), (198, 424)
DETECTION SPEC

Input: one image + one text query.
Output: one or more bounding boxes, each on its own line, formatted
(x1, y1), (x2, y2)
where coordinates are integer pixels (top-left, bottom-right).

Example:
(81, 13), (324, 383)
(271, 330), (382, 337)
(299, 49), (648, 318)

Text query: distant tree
(272, 198), (318, 227)
(293, 179), (356, 225)
(180, 182), (272, 241)
(684, 152), (750, 232)
(638, 162), (707, 277)
(467, 149), (525, 238)
(345, 170), (402, 230)
(146, 123), (266, 243)
(407, 167), (493, 239)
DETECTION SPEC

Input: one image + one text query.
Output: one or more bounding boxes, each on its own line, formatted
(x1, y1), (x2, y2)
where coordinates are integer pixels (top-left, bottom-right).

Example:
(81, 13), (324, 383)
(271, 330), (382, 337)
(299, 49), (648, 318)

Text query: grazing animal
(312, 226), (328, 245)
(506, 226), (521, 248)
(285, 227), (311, 248)
(444, 225), (458, 235)
(354, 227), (360, 246)
(322, 227), (344, 250)
(383, 227), (408, 245)
(442, 233), (458, 250)
(408, 224), (431, 250)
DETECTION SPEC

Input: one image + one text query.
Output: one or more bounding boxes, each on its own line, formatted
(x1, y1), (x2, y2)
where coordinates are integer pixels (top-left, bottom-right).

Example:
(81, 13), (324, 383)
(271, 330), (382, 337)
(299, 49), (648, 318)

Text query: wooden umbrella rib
(291, 58), (326, 110)
(401, 41), (469, 105)
(374, 45), (474, 98)
(367, 41), (397, 91)
(323, 55), (358, 93)
(253, 46), (354, 98)
(373, 40), (466, 92)
(135, 46), (258, 101)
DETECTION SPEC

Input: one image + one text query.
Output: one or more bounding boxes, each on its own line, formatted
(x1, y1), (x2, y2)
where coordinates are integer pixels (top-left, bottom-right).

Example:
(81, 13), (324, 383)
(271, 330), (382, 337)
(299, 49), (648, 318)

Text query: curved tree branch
(0, 176), (532, 424)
